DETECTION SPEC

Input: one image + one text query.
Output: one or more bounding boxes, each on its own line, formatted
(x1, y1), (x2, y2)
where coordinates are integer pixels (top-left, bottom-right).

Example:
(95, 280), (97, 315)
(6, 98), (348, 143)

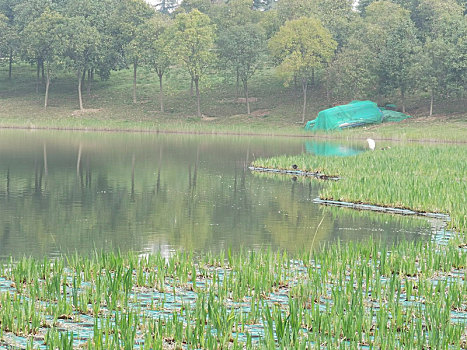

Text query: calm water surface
(0, 130), (438, 258)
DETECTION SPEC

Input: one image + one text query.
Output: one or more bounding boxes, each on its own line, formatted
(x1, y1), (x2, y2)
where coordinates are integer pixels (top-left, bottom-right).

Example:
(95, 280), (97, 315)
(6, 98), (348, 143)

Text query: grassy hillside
(0, 63), (466, 140)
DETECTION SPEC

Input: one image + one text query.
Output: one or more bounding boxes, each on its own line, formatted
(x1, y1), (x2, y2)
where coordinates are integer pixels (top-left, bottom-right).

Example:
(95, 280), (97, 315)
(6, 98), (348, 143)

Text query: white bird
(366, 138), (375, 151)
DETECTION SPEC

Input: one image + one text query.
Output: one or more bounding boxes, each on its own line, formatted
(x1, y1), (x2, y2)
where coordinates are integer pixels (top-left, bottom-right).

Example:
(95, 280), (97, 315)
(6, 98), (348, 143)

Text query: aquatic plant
(252, 144), (467, 235)
(0, 241), (465, 349)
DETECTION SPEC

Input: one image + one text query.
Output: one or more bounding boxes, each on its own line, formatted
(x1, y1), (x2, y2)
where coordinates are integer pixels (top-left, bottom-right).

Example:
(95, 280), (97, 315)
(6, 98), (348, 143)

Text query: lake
(0, 130), (440, 259)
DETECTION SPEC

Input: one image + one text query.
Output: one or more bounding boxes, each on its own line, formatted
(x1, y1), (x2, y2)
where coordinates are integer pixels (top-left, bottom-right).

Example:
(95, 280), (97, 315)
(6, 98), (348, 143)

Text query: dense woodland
(0, 0), (466, 120)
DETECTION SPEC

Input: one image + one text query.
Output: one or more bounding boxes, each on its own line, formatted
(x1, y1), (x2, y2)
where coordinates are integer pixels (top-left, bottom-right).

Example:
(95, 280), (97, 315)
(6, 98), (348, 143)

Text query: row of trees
(1, 0), (466, 120)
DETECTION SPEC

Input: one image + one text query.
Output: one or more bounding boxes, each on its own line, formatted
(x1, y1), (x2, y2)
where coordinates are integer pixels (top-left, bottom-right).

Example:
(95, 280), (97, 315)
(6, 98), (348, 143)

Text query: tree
(276, 0), (315, 22)
(173, 9), (216, 117)
(253, 0), (276, 11)
(179, 0), (212, 14)
(314, 0), (356, 49)
(23, 8), (65, 108)
(110, 0), (155, 103)
(14, 0), (52, 88)
(269, 17), (337, 122)
(416, 0), (467, 114)
(328, 37), (378, 100)
(218, 23), (266, 114)
(363, 1), (421, 112)
(412, 0), (464, 39)
(277, 0), (355, 48)
(61, 16), (101, 110)
(377, 20), (421, 112)
(209, 0), (258, 32)
(0, 14), (9, 58)
(0, 0), (21, 79)
(133, 15), (173, 112)
(153, 0), (178, 14)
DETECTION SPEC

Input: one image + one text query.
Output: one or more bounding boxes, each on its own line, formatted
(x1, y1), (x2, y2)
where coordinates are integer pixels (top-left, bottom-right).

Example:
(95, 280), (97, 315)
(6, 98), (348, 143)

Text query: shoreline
(1, 123), (467, 144)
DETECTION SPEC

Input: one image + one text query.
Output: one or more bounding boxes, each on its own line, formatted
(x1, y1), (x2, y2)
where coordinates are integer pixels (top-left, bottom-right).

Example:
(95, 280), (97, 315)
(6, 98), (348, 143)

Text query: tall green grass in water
(253, 144), (467, 235)
(0, 242), (465, 349)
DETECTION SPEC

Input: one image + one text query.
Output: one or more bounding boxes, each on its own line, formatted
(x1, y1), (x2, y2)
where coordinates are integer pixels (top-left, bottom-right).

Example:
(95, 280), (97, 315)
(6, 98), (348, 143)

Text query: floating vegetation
(252, 144), (467, 235)
(0, 241), (465, 349)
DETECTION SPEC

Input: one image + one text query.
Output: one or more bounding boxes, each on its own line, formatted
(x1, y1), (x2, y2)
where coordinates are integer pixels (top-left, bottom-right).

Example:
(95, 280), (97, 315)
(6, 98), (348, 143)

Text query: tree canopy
(173, 9), (216, 117)
(269, 17), (337, 122)
(0, 0), (465, 119)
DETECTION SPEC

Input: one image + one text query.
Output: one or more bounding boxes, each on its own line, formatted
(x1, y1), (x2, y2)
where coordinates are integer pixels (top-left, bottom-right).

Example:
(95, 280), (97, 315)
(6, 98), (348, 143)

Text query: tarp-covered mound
(305, 100), (411, 131)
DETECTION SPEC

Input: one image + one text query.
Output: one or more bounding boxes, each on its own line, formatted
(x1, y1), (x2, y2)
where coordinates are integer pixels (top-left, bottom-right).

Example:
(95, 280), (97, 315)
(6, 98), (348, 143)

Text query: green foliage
(276, 0), (315, 22)
(111, 0), (155, 66)
(328, 37), (378, 99)
(60, 16), (100, 73)
(209, 0), (259, 31)
(22, 9), (65, 66)
(417, 0), (466, 109)
(269, 16), (337, 120)
(218, 23), (266, 87)
(0, 0), (465, 116)
(269, 17), (337, 82)
(179, 0), (212, 14)
(173, 9), (216, 116)
(253, 0), (276, 11)
(0, 13), (9, 55)
(173, 9), (216, 81)
(376, 10), (421, 109)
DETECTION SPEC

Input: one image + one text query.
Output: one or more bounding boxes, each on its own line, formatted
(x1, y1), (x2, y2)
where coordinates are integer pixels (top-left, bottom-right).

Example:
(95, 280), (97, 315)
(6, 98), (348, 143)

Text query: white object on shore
(367, 138), (375, 151)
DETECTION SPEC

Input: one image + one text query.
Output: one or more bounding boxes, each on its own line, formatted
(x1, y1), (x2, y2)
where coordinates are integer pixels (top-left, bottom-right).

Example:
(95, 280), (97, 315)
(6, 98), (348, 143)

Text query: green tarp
(305, 100), (411, 131)
(381, 109), (412, 122)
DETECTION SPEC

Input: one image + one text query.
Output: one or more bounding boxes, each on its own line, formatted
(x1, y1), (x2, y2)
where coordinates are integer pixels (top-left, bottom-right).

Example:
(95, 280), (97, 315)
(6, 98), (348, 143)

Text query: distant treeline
(1, 0), (466, 118)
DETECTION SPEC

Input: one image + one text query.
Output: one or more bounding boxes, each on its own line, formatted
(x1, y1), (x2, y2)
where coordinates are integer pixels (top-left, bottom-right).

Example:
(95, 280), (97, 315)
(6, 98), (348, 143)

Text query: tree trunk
(325, 68), (331, 107)
(41, 59), (45, 84)
(77, 69), (83, 110)
(133, 60), (137, 104)
(236, 68), (240, 99)
(401, 88), (406, 113)
(159, 72), (164, 113)
(194, 77), (201, 117)
(243, 78), (250, 115)
(87, 69), (92, 96)
(44, 65), (50, 109)
(36, 59), (40, 94)
(302, 78), (308, 124)
(190, 78), (194, 97)
(429, 87), (434, 116)
(8, 49), (12, 80)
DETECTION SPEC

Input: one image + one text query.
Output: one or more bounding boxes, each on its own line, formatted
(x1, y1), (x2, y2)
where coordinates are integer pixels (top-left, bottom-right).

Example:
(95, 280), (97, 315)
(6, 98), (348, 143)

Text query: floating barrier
(313, 198), (451, 221)
(248, 166), (340, 180)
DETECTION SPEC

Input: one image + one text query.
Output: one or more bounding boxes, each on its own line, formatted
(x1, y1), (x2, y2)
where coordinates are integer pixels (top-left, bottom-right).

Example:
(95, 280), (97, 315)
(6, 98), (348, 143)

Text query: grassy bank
(1, 64), (466, 141)
(253, 144), (467, 236)
(0, 243), (465, 349)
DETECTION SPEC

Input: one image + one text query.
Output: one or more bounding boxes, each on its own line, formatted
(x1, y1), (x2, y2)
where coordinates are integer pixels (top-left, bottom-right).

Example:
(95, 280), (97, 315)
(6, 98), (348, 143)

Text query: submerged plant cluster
(0, 241), (465, 349)
(252, 144), (467, 235)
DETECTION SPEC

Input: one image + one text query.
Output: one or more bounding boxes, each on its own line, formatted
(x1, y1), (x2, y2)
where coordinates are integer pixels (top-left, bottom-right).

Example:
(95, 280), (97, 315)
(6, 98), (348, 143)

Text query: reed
(0, 242), (465, 349)
(252, 144), (467, 235)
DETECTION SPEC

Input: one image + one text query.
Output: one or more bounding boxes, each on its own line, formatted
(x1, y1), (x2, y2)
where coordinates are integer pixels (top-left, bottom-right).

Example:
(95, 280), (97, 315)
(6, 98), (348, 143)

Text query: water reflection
(305, 141), (366, 156)
(0, 130), (434, 258)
